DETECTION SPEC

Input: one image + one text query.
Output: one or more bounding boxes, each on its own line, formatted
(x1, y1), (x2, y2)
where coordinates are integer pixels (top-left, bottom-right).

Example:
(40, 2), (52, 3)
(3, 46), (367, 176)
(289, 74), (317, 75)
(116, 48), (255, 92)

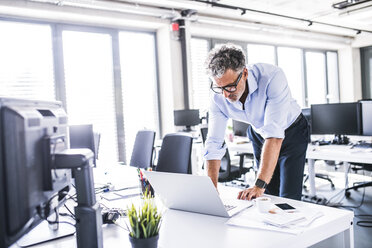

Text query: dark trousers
(247, 114), (309, 200)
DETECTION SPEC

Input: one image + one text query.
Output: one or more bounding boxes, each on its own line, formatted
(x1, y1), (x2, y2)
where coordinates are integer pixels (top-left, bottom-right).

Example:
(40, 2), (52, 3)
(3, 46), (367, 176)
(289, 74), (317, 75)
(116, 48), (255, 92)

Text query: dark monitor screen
(311, 102), (361, 135)
(69, 124), (99, 165)
(232, 120), (250, 137)
(0, 98), (71, 247)
(360, 100), (372, 136)
(174, 109), (200, 127)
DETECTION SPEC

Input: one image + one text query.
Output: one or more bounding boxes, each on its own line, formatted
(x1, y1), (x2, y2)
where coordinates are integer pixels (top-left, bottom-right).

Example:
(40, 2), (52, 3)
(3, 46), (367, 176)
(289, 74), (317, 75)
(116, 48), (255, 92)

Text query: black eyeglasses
(210, 70), (243, 94)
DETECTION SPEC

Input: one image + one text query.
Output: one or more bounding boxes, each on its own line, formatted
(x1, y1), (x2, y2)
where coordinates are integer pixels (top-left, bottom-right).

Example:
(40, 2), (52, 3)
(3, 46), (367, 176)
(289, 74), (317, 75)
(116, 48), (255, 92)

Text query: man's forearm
(206, 160), (221, 188)
(257, 138), (283, 184)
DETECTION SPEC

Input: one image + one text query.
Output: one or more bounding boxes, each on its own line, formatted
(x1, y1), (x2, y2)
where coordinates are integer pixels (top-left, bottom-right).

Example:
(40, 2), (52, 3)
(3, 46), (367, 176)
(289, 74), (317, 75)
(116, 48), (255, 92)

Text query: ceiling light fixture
(189, 0), (372, 34)
(332, 0), (372, 10)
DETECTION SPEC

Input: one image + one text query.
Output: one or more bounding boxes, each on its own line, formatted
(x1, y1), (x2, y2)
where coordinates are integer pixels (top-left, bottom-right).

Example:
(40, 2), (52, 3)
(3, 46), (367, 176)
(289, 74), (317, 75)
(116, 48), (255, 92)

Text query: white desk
(306, 145), (372, 197)
(16, 165), (354, 248)
(227, 142), (372, 198)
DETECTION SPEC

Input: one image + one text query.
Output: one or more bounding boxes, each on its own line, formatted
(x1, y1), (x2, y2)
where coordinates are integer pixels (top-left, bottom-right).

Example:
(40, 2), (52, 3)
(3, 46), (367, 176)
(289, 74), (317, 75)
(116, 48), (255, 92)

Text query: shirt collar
(246, 71), (258, 102)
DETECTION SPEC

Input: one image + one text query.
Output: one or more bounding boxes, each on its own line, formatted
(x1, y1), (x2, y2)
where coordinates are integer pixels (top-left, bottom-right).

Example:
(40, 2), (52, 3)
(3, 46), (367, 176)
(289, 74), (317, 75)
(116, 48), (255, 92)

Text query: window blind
(0, 21), (55, 100)
(62, 30), (119, 163)
(190, 38), (210, 115)
(119, 31), (160, 163)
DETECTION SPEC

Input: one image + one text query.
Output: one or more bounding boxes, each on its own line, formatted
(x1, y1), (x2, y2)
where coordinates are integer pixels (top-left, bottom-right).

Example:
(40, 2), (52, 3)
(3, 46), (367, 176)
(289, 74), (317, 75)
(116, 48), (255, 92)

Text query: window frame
(0, 17), (161, 164)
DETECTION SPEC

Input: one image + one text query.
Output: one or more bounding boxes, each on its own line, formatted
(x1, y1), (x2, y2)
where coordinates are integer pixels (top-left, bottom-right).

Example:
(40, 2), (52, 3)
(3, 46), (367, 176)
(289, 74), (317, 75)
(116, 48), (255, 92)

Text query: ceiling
(114, 0), (372, 37)
(27, 0), (372, 39)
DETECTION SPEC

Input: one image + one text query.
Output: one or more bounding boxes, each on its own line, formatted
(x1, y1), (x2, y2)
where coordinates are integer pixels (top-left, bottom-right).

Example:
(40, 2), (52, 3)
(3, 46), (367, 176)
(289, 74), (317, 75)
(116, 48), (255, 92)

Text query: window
(361, 46), (372, 99)
(119, 31), (159, 162)
(0, 19), (161, 165)
(0, 21), (55, 100)
(278, 47), (304, 107)
(190, 38), (210, 113)
(247, 44), (275, 65)
(62, 30), (119, 163)
(305, 51), (327, 105)
(190, 38), (339, 110)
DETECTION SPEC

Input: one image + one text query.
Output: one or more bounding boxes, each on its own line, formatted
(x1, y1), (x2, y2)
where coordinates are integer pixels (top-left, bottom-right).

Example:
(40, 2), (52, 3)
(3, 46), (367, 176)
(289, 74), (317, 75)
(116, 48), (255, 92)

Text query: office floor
(302, 161), (372, 248)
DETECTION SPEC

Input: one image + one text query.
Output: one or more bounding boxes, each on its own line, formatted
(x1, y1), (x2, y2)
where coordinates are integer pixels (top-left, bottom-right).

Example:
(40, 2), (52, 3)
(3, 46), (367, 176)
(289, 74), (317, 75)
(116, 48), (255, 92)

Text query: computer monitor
(174, 109), (200, 131)
(0, 97), (71, 247)
(232, 120), (250, 137)
(69, 124), (99, 166)
(311, 102), (361, 138)
(360, 100), (372, 136)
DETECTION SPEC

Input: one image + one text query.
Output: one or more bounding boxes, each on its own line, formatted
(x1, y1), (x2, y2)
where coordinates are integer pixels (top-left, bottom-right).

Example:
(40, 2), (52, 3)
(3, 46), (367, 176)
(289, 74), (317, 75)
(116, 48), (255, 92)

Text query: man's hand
(237, 186), (265, 200)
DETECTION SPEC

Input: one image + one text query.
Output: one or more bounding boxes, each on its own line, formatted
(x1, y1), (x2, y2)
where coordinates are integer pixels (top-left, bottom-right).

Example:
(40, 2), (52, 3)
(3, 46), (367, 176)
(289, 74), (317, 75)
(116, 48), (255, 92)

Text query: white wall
(338, 48), (362, 102)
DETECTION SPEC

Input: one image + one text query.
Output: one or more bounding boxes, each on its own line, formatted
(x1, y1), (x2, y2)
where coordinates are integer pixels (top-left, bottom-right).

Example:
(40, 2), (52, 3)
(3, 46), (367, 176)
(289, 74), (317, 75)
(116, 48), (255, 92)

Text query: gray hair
(205, 43), (246, 78)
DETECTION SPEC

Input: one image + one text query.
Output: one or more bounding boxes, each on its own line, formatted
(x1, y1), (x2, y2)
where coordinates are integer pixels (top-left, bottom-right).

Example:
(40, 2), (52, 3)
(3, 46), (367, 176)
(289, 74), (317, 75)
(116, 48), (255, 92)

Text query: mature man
(204, 44), (309, 200)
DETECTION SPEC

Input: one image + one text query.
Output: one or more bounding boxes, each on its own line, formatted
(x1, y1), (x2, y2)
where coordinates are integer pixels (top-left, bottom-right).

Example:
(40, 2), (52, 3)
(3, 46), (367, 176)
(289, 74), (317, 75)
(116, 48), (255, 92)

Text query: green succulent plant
(127, 193), (162, 239)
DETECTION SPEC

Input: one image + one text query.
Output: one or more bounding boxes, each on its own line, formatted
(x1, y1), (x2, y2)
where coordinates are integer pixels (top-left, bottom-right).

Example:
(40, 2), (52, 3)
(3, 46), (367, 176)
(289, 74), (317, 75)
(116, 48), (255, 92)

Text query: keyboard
(224, 204), (237, 211)
(352, 143), (372, 149)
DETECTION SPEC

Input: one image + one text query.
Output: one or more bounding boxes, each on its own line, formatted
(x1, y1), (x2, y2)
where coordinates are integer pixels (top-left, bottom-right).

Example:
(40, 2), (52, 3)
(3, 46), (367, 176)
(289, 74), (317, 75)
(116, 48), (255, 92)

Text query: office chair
(200, 127), (253, 182)
(345, 163), (372, 197)
(129, 130), (156, 169)
(93, 132), (101, 160)
(155, 133), (193, 174)
(303, 170), (335, 190)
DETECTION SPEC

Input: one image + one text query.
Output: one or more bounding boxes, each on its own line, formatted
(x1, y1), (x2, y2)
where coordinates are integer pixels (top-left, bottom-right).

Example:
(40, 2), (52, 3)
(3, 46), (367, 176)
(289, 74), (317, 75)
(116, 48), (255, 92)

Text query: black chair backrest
(130, 130), (156, 169)
(200, 127), (208, 144)
(199, 127), (231, 177)
(93, 132), (101, 160)
(156, 133), (193, 174)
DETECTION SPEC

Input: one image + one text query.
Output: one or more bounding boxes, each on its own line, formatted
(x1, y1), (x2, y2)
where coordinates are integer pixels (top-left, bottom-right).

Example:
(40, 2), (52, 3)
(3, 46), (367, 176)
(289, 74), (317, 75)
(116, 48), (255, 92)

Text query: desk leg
(344, 162), (350, 189)
(308, 158), (316, 197)
(343, 222), (354, 248)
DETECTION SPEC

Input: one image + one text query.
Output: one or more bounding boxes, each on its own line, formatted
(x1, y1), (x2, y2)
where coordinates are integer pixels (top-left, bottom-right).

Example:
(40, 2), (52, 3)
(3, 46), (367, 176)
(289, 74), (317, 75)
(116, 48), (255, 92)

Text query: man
(204, 44), (309, 201)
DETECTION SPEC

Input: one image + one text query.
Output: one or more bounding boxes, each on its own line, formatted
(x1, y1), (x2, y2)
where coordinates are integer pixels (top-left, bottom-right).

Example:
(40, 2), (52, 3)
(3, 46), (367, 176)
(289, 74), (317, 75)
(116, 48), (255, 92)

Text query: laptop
(144, 171), (252, 218)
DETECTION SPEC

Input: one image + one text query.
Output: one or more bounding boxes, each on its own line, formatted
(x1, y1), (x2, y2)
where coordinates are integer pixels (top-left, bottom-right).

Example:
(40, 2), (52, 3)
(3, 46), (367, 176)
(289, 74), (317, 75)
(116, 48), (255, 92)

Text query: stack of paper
(261, 212), (306, 228)
(226, 207), (323, 235)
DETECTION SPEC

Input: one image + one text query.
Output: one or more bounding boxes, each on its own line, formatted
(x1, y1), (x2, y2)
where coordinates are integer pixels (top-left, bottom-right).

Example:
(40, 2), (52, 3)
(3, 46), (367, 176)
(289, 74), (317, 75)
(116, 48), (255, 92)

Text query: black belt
(286, 113), (303, 132)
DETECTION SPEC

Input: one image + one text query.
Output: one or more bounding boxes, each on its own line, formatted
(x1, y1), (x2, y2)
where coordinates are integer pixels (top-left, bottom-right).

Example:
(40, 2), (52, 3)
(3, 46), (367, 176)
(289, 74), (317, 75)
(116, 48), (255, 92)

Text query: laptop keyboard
(224, 204), (237, 211)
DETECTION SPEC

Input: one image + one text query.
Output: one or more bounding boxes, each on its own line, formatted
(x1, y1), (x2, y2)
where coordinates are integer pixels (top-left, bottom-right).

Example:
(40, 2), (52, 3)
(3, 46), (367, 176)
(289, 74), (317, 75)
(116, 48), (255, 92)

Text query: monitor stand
(17, 219), (75, 247)
(183, 126), (193, 132)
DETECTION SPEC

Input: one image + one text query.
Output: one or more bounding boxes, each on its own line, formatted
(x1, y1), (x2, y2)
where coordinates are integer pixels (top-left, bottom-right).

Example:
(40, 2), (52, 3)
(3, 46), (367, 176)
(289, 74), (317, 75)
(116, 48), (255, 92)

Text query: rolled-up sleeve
(204, 97), (228, 161)
(258, 68), (291, 139)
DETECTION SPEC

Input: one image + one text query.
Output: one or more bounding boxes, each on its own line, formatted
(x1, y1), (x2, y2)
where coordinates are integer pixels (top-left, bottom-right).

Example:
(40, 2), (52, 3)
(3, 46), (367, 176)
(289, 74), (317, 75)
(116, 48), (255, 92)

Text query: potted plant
(126, 193), (162, 248)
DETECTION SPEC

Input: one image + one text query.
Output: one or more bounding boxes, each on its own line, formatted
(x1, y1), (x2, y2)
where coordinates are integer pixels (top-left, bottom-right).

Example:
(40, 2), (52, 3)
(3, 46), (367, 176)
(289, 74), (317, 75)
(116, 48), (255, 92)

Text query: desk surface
(229, 142), (372, 164)
(14, 165), (354, 248)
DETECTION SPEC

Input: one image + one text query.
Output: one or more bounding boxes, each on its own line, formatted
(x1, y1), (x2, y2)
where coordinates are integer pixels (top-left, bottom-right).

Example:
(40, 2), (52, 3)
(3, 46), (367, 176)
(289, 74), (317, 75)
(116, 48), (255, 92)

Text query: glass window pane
(119, 32), (159, 163)
(277, 47), (304, 107)
(247, 44), (275, 65)
(0, 21), (55, 100)
(327, 52), (340, 103)
(62, 31), (119, 163)
(190, 38), (210, 113)
(305, 51), (327, 105)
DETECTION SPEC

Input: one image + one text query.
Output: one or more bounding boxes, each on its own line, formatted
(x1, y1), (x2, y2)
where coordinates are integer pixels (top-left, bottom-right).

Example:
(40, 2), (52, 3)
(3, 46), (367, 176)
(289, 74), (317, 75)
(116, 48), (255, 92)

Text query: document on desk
(100, 188), (141, 201)
(226, 207), (323, 235)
